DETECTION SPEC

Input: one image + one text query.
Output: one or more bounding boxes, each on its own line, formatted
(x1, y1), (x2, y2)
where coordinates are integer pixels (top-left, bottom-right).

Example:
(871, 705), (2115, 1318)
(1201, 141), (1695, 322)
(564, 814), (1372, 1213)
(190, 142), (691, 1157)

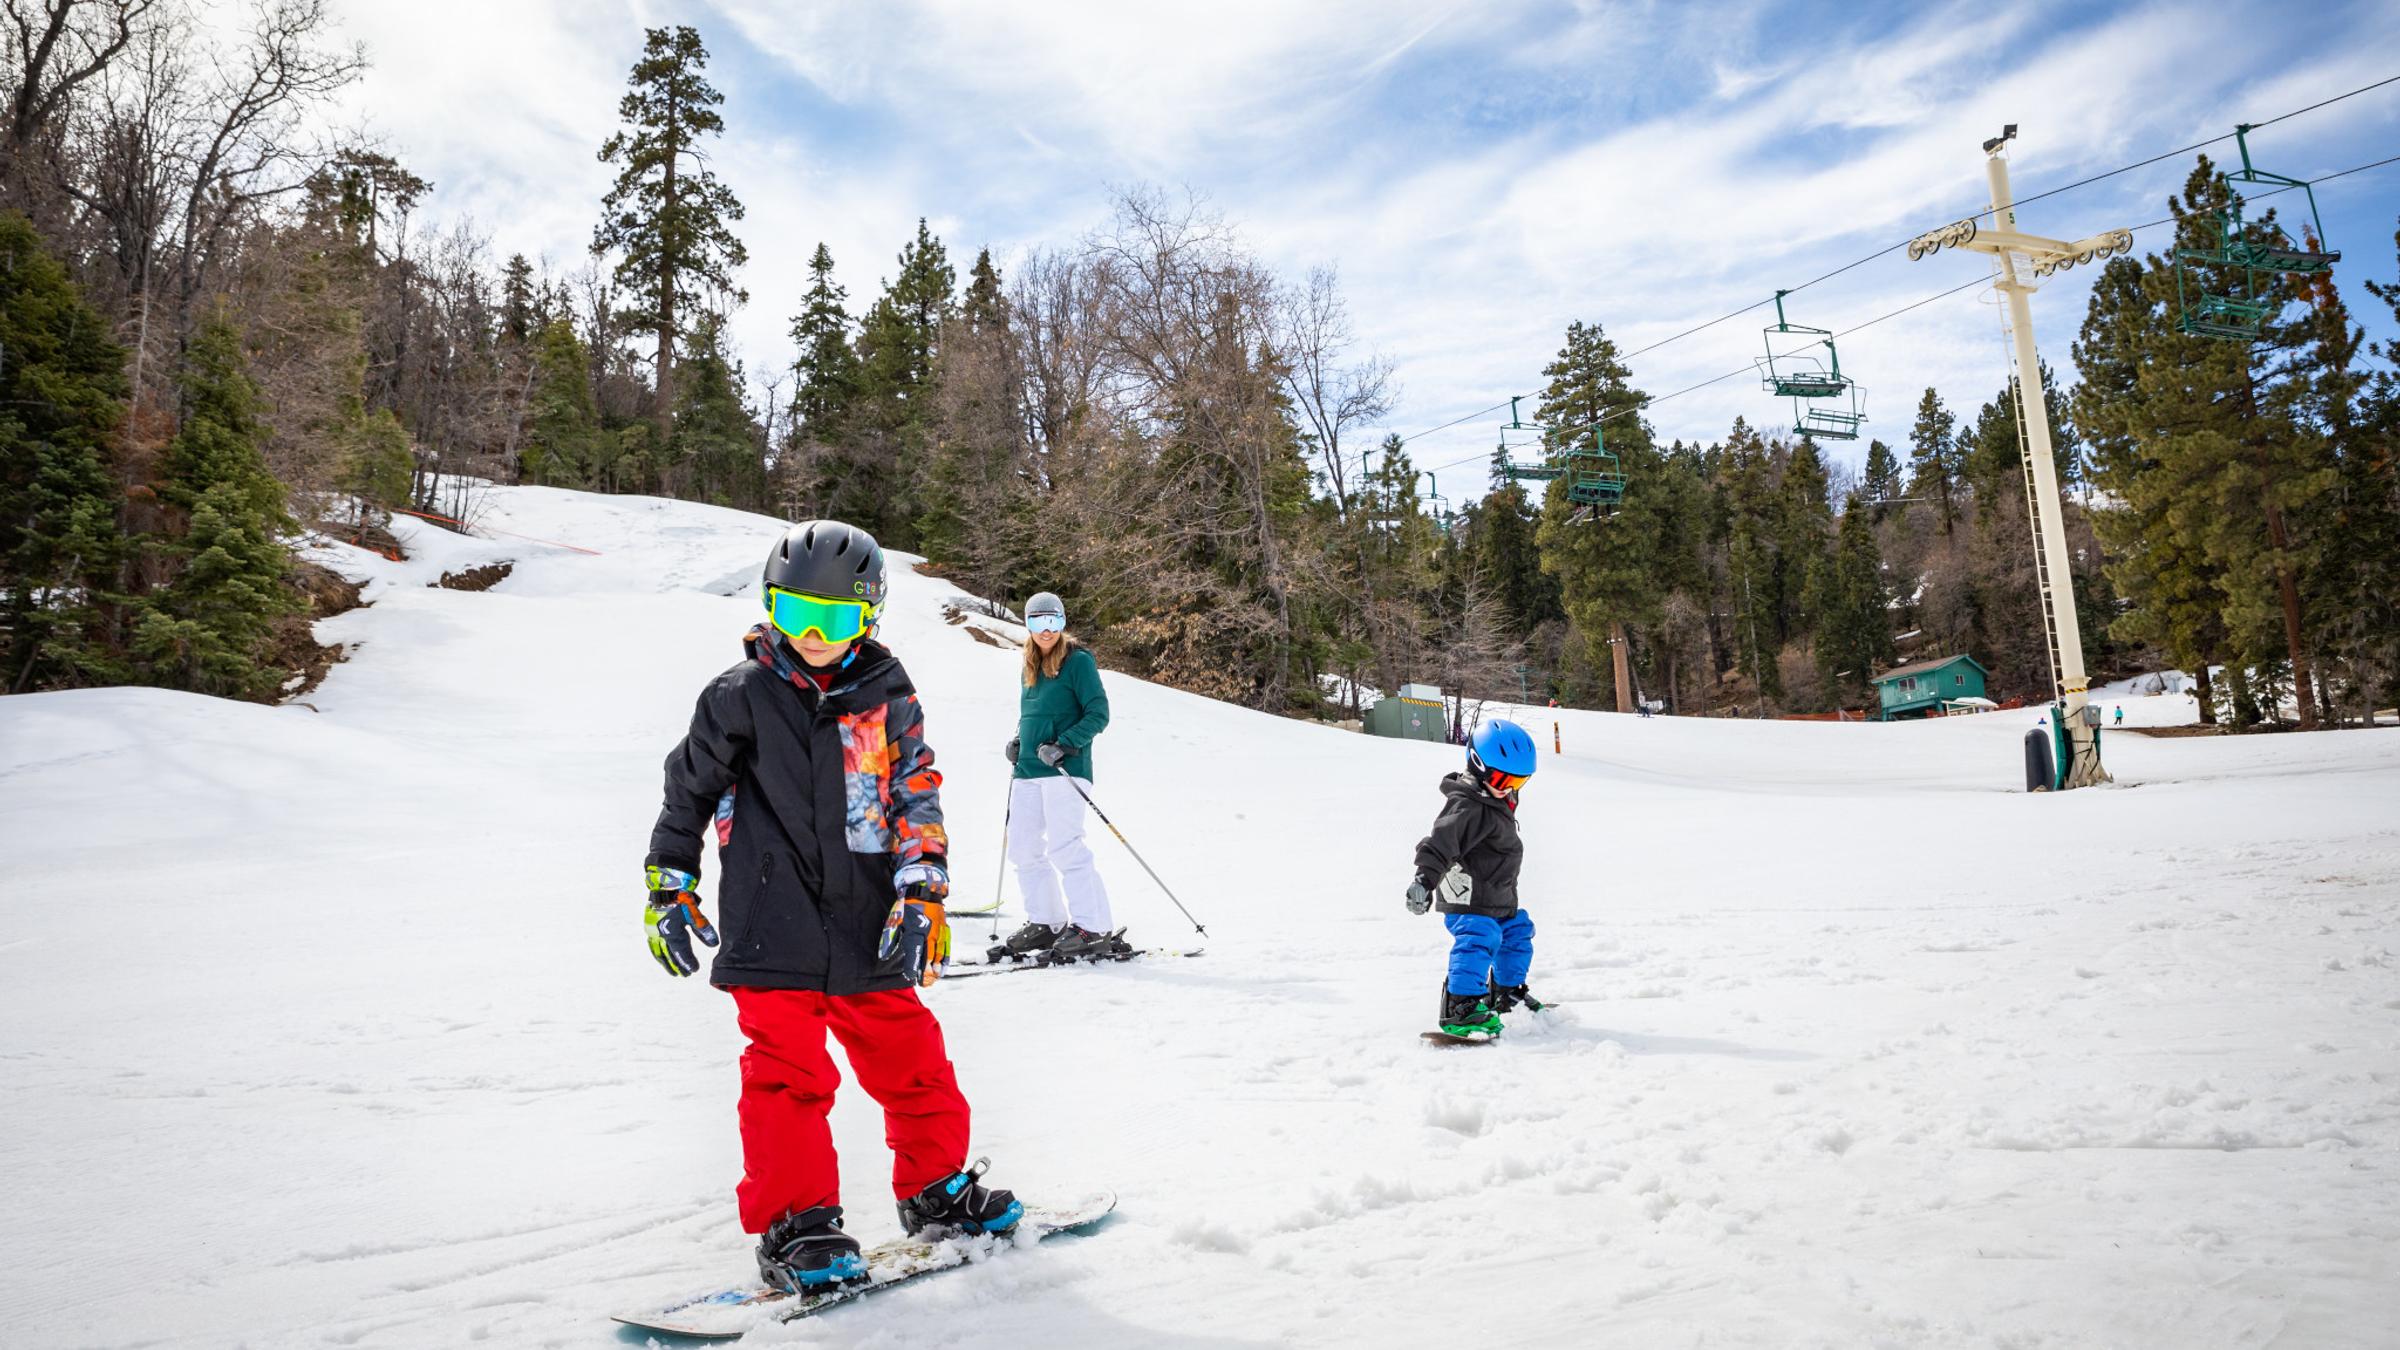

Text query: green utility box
(1365, 684), (1448, 742)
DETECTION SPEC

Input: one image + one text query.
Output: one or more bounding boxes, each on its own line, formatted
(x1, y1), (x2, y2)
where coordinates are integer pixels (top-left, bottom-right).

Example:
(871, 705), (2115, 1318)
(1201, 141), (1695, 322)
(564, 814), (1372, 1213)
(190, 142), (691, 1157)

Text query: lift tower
(1907, 127), (2134, 790)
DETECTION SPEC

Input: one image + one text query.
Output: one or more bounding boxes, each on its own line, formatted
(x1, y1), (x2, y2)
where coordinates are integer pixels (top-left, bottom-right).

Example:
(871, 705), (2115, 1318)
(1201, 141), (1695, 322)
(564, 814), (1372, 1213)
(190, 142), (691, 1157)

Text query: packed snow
(3, 485), (2396, 1349)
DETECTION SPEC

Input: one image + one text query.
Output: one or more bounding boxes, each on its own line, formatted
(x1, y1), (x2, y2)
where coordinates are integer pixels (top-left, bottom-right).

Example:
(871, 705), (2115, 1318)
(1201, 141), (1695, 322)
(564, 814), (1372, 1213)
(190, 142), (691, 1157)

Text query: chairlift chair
(2174, 124), (2341, 342)
(1761, 289), (1865, 440)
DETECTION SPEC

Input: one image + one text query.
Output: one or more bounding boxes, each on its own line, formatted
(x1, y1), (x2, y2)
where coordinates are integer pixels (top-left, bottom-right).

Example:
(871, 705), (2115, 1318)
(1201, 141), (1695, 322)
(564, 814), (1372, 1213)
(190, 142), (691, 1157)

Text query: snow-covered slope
(4, 486), (2396, 1349)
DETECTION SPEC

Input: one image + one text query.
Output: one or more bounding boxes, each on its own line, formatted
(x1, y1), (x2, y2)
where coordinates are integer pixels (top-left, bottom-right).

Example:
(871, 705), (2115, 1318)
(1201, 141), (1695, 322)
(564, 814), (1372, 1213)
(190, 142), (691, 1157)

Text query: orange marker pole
(1553, 722), (1561, 755)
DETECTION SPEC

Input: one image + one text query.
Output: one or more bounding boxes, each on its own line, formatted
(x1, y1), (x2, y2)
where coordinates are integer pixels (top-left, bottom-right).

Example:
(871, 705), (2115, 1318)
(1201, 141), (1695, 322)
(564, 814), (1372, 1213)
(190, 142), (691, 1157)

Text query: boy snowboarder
(643, 520), (1021, 1293)
(1406, 719), (1541, 1038)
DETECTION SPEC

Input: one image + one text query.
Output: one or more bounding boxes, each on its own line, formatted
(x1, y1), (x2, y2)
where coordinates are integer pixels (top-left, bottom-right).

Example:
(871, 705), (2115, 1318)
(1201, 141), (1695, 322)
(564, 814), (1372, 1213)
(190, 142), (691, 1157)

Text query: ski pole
(1055, 775), (1208, 937)
(988, 789), (1013, 944)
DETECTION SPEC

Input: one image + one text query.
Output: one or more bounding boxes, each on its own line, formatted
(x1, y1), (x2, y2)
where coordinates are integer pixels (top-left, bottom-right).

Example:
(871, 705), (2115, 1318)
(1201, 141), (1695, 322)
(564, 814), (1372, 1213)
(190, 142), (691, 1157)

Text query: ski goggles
(1484, 768), (1530, 794)
(765, 586), (878, 644)
(1027, 612), (1066, 634)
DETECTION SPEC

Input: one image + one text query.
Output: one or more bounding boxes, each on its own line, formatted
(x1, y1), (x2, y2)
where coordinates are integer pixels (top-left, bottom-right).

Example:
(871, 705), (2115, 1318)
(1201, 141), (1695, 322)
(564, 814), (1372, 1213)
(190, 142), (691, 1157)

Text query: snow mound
(4, 484), (2397, 1348)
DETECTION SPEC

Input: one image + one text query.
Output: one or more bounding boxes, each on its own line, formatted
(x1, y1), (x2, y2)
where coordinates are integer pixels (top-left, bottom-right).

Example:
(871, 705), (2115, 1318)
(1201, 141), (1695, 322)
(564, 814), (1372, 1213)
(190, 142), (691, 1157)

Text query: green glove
(645, 865), (719, 978)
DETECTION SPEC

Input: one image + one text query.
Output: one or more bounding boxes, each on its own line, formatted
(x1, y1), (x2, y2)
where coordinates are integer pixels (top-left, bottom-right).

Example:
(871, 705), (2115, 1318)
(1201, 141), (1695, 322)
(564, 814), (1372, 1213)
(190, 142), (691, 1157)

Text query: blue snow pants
(1444, 910), (1535, 996)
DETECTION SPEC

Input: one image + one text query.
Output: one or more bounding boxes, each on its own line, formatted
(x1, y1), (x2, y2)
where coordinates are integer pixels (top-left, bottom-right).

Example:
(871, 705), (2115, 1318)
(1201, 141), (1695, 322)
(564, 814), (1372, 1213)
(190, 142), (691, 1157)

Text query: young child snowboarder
(643, 520), (1021, 1293)
(1406, 718), (1540, 1038)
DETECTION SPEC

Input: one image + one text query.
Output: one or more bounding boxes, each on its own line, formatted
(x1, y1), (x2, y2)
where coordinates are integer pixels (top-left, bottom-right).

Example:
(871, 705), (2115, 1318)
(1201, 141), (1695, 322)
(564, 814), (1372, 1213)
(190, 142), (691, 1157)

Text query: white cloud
(313, 0), (2398, 482)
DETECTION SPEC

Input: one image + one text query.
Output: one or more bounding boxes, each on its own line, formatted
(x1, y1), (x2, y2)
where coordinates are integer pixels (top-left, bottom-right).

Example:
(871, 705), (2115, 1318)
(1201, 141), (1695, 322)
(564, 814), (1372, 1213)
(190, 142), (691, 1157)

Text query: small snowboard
(945, 945), (1204, 980)
(612, 1191), (1116, 1339)
(1421, 1030), (1500, 1047)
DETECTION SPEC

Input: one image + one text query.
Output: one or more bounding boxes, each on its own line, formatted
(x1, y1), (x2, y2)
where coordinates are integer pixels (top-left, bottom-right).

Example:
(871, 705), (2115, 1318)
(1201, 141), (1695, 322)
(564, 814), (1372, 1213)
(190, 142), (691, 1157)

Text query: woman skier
(994, 591), (1125, 962)
(1406, 718), (1541, 1037)
(642, 520), (1021, 1293)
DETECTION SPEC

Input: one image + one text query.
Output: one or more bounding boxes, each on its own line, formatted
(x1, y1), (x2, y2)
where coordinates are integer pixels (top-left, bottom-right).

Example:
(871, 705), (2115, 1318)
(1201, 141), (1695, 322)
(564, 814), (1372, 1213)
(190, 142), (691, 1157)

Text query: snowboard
(944, 945), (1204, 980)
(1421, 1030), (1500, 1047)
(612, 1191), (1116, 1340)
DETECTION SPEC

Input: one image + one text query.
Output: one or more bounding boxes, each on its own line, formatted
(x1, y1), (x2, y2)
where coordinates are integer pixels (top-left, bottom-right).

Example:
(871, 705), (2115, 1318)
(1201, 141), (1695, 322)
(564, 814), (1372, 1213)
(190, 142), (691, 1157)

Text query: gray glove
(1405, 879), (1433, 915)
(1036, 742), (1067, 768)
(1004, 736), (1020, 764)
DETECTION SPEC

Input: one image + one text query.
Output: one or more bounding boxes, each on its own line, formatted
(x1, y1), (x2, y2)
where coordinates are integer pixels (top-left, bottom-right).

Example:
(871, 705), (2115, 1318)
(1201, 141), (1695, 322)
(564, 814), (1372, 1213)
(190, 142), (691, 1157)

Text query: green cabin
(1873, 654), (1989, 721)
(1365, 683), (1449, 742)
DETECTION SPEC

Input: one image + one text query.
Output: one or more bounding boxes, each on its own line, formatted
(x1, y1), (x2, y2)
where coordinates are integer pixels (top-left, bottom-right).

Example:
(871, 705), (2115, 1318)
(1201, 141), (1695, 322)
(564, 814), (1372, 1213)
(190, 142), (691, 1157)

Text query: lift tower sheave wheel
(1906, 127), (2115, 790)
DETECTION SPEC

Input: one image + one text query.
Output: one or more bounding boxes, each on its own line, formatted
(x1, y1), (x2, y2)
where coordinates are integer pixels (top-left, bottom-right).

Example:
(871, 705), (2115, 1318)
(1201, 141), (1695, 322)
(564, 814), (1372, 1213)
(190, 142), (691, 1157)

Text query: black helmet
(762, 520), (886, 608)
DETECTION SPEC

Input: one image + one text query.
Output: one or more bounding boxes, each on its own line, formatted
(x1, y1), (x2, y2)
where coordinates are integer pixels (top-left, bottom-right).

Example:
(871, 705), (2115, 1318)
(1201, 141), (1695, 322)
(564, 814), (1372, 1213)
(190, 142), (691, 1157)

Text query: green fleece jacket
(1015, 645), (1109, 781)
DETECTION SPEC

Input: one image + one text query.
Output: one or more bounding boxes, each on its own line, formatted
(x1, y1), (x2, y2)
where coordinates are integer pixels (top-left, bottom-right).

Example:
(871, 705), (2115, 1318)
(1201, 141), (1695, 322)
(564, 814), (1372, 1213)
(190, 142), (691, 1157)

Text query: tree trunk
(655, 123), (678, 444)
(1610, 621), (1633, 714)
(2261, 500), (2316, 730)
(2194, 659), (2217, 726)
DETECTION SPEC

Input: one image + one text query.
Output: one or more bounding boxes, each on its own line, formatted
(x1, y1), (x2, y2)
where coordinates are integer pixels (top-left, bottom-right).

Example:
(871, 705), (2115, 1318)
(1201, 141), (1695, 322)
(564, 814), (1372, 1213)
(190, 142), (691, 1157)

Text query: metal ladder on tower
(1993, 264), (2066, 703)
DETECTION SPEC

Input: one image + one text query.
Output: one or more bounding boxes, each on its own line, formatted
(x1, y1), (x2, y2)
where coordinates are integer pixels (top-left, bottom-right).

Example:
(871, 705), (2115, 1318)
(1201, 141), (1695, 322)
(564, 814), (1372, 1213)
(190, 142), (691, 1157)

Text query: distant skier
(1406, 719), (1541, 1038)
(994, 592), (1126, 962)
(642, 520), (1021, 1294)
(2113, 705), (2124, 727)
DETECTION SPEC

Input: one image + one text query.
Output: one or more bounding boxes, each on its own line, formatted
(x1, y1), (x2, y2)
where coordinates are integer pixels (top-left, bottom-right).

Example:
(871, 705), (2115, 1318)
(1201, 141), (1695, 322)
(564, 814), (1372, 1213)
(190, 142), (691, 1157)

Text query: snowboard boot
(1439, 988), (1505, 1038)
(896, 1158), (1024, 1240)
(990, 921), (1062, 963)
(756, 1205), (867, 1292)
(1051, 926), (1134, 963)
(1489, 983), (1547, 1015)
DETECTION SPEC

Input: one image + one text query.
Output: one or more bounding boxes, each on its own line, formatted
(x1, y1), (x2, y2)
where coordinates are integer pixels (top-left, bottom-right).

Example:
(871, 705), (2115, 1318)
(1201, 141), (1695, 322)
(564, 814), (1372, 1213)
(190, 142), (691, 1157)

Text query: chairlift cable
(1389, 74), (2400, 453)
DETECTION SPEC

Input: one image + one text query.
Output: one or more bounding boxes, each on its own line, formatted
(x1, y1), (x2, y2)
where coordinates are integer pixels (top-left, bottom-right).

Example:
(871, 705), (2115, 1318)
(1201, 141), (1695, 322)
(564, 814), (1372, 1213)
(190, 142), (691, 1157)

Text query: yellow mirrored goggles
(765, 586), (878, 643)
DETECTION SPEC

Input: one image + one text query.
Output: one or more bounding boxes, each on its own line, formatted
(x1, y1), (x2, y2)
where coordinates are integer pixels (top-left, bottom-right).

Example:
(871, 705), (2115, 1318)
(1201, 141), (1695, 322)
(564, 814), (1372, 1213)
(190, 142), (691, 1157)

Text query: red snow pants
(728, 986), (971, 1234)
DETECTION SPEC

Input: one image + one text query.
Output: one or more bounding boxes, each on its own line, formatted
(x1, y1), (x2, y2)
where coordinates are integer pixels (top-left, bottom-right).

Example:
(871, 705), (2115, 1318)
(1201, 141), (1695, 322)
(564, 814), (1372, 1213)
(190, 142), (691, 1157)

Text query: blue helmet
(1467, 718), (1537, 793)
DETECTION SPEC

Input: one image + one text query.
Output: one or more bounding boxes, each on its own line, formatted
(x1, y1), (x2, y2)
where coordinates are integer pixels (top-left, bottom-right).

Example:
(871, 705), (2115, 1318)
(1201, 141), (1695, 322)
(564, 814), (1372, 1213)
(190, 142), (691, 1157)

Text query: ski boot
(1489, 983), (1547, 1014)
(1051, 926), (1134, 963)
(756, 1205), (867, 1292)
(1439, 988), (1505, 1039)
(988, 921), (1062, 964)
(897, 1158), (1024, 1240)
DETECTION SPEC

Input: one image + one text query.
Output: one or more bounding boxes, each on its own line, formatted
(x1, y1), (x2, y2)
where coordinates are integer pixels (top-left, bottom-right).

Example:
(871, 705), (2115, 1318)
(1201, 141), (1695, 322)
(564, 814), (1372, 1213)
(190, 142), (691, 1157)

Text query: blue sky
(327, 0), (2400, 487)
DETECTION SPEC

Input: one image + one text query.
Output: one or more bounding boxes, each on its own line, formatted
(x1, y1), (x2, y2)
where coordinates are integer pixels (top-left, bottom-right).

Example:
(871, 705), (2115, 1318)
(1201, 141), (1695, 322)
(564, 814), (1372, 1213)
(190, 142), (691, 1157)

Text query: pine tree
(1471, 479), (1557, 639)
(131, 312), (299, 699)
(1773, 435), (1833, 652)
(917, 248), (1025, 569)
(0, 211), (129, 691)
(669, 313), (762, 507)
(1861, 437), (1903, 520)
(500, 253), (538, 344)
(1908, 386), (1959, 534)
(592, 25), (749, 441)
(1530, 320), (1677, 711)
(790, 242), (858, 434)
(1810, 493), (1893, 705)
(847, 218), (954, 545)
(1717, 417), (1782, 703)
(520, 319), (606, 487)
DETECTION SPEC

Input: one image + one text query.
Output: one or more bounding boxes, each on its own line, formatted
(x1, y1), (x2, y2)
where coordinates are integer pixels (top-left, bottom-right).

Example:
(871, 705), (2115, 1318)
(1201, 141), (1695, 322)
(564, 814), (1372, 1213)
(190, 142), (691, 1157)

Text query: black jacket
(1412, 772), (1523, 919)
(646, 632), (948, 994)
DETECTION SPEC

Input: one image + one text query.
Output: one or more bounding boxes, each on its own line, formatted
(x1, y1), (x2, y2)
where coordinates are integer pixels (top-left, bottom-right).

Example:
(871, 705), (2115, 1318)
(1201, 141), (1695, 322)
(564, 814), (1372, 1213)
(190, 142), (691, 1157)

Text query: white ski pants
(1008, 775), (1113, 932)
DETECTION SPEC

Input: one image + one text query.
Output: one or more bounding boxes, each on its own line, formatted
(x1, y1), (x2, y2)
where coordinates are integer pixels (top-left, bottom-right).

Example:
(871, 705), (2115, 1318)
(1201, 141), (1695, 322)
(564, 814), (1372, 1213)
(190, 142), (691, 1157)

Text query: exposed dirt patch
(432, 560), (514, 592)
(314, 516), (408, 562)
(276, 561), (366, 703)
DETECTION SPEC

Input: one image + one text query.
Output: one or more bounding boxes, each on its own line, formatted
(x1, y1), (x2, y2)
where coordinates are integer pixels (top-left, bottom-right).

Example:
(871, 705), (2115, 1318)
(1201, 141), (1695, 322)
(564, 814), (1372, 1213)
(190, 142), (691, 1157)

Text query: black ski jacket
(646, 631), (948, 994)
(1412, 772), (1523, 920)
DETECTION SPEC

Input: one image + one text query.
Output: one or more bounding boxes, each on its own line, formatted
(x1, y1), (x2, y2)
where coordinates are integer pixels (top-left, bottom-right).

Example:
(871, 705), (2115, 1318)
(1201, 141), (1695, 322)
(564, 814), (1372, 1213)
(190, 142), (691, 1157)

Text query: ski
(943, 947), (1204, 980)
(947, 898), (1005, 917)
(613, 1192), (1115, 1339)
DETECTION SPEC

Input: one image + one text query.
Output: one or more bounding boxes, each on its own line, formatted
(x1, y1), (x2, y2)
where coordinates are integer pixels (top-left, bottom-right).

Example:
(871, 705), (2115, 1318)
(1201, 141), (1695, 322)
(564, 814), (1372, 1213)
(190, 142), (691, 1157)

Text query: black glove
(1036, 742), (1067, 768)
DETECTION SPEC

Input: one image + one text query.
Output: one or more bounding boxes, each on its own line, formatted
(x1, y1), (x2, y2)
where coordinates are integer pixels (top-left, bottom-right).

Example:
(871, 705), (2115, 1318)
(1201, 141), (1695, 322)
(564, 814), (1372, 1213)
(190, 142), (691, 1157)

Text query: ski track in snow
(3, 485), (2396, 1349)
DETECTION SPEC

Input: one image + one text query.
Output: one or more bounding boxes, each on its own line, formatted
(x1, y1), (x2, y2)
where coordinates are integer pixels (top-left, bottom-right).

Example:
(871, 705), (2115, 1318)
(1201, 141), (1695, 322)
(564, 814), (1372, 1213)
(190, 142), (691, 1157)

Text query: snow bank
(3, 485), (2396, 1349)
